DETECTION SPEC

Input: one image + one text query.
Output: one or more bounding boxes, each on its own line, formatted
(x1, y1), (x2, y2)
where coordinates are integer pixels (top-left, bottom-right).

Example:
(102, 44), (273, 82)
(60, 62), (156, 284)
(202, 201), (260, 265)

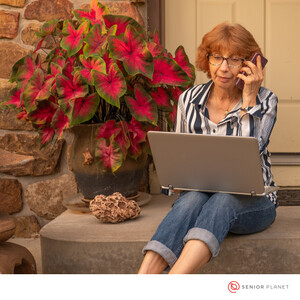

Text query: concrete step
(40, 194), (300, 274)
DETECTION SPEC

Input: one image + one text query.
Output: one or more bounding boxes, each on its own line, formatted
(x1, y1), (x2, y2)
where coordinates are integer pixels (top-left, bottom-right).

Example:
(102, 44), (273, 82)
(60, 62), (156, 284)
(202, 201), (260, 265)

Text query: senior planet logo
(228, 281), (240, 293)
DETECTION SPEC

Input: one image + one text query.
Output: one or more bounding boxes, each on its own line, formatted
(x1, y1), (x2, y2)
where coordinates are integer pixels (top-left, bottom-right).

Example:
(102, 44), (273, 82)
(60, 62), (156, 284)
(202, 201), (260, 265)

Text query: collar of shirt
(189, 80), (263, 123)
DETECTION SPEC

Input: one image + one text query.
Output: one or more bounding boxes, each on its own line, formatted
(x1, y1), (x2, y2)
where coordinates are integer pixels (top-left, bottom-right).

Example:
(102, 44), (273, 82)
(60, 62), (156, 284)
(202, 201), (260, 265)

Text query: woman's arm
(238, 89), (278, 153)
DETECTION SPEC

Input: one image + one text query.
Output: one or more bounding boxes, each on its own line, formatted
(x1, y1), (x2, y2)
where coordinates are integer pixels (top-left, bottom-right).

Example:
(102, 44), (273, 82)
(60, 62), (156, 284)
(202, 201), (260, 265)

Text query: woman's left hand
(236, 55), (264, 107)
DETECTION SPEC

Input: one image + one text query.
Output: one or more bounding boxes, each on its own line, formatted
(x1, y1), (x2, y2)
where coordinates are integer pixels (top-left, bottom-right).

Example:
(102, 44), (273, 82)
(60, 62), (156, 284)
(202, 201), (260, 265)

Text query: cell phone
(236, 52), (268, 90)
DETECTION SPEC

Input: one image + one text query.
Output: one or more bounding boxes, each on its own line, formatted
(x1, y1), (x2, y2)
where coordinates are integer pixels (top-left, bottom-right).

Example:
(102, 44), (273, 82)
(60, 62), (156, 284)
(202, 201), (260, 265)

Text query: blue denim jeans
(142, 191), (276, 268)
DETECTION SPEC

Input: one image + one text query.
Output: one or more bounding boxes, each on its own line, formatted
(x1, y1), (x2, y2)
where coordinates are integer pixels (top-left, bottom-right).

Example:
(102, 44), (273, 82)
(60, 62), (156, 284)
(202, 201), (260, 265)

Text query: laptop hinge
(162, 185), (175, 196)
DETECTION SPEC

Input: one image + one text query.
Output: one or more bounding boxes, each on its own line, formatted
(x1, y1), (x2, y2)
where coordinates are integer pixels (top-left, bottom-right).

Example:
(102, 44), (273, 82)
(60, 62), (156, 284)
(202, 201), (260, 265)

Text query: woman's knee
(207, 193), (238, 211)
(173, 191), (209, 212)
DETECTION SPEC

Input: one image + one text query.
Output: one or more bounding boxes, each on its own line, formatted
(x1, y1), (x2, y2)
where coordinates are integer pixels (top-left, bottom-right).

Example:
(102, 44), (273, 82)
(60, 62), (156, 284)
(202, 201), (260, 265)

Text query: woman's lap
(142, 191), (276, 268)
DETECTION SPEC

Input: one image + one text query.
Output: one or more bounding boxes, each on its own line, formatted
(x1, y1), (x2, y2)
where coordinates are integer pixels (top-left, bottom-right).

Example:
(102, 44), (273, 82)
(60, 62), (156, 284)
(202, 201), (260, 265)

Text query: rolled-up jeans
(142, 191), (276, 269)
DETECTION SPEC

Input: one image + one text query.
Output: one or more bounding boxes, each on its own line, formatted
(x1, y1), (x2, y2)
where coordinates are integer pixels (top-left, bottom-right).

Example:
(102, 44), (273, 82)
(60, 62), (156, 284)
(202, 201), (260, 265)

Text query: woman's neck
(210, 86), (241, 104)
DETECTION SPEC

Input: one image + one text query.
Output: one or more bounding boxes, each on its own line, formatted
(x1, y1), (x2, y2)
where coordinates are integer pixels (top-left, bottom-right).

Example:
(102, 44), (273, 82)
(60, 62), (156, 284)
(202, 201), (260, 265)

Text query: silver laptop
(147, 131), (278, 196)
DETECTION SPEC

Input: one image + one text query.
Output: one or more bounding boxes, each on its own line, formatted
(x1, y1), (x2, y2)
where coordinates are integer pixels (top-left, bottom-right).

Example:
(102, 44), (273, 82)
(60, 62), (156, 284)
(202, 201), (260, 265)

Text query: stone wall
(0, 0), (147, 237)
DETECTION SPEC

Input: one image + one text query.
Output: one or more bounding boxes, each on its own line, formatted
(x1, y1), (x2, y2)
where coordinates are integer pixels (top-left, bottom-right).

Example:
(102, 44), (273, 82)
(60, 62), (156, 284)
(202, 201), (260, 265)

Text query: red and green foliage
(3, 0), (195, 172)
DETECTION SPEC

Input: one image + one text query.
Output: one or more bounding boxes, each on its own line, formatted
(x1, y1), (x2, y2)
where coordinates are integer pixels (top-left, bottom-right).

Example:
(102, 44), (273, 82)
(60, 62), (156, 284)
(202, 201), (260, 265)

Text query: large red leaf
(147, 41), (164, 57)
(62, 62), (74, 81)
(96, 120), (121, 139)
(102, 50), (114, 73)
(38, 19), (59, 37)
(27, 100), (57, 125)
(48, 62), (63, 79)
(125, 84), (158, 125)
(60, 20), (89, 56)
(115, 121), (130, 156)
(70, 93), (100, 125)
(128, 136), (142, 159)
(103, 14), (145, 37)
(10, 55), (36, 84)
(77, 55), (106, 85)
(5, 86), (24, 109)
(83, 24), (106, 57)
(16, 107), (28, 121)
(56, 72), (89, 102)
(92, 63), (127, 108)
(73, 0), (109, 26)
(148, 57), (190, 87)
(108, 25), (153, 79)
(150, 87), (172, 111)
(126, 117), (146, 159)
(95, 137), (123, 172)
(147, 31), (167, 58)
(39, 126), (55, 146)
(174, 46), (196, 82)
(128, 117), (146, 143)
(23, 69), (54, 112)
(170, 86), (183, 102)
(51, 108), (70, 137)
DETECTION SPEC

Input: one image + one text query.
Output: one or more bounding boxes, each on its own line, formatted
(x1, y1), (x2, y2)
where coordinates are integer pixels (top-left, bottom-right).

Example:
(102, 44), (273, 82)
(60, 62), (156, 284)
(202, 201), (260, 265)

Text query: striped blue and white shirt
(175, 80), (278, 205)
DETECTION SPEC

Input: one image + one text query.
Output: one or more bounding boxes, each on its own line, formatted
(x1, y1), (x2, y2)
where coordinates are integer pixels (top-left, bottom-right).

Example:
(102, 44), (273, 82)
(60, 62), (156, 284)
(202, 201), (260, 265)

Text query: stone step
(40, 194), (300, 274)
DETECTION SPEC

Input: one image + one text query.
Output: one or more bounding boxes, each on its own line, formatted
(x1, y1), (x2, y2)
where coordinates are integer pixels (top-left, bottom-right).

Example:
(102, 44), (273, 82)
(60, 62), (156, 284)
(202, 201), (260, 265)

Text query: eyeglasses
(207, 54), (245, 68)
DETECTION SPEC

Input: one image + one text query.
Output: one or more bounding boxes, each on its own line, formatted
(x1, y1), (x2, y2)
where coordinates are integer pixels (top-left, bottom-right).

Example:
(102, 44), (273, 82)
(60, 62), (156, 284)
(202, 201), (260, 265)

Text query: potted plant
(3, 0), (195, 198)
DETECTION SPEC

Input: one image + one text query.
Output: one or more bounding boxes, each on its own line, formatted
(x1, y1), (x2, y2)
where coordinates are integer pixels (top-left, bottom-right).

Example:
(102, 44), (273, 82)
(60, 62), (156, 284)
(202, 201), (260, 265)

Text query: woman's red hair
(196, 22), (262, 78)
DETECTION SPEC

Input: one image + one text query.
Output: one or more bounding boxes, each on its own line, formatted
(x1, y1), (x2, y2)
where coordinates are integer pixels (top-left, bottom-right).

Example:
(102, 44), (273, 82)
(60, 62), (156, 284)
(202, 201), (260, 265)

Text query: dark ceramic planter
(69, 124), (148, 199)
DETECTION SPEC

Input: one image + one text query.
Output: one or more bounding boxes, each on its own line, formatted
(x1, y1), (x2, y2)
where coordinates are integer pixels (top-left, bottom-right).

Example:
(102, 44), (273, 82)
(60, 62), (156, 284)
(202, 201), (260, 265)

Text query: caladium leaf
(73, 0), (109, 25)
(126, 117), (146, 159)
(115, 121), (130, 156)
(128, 136), (142, 159)
(92, 63), (127, 108)
(148, 57), (190, 87)
(5, 86), (24, 109)
(102, 50), (115, 73)
(70, 93), (100, 125)
(60, 20), (90, 56)
(147, 31), (166, 57)
(77, 55), (106, 85)
(103, 14), (145, 37)
(37, 19), (59, 37)
(39, 126), (55, 146)
(62, 62), (74, 81)
(174, 46), (196, 82)
(23, 69), (54, 112)
(95, 137), (123, 172)
(108, 25), (153, 78)
(51, 108), (70, 137)
(125, 84), (158, 126)
(46, 49), (65, 71)
(83, 23), (106, 57)
(33, 39), (44, 54)
(10, 55), (36, 84)
(56, 72), (89, 102)
(83, 24), (116, 57)
(149, 30), (161, 46)
(27, 100), (57, 125)
(50, 62), (62, 77)
(128, 117), (146, 143)
(16, 108), (28, 121)
(96, 120), (121, 139)
(150, 87), (172, 111)
(147, 41), (164, 57)
(170, 86), (183, 102)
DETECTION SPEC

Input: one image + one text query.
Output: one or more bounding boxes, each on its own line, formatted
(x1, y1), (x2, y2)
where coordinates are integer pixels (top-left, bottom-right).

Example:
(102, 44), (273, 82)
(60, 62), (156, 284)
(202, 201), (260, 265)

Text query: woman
(138, 22), (278, 274)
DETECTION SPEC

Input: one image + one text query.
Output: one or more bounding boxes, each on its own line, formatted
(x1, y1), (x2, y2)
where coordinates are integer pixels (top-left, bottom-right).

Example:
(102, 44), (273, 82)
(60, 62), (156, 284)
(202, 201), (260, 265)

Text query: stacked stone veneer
(0, 0), (147, 237)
